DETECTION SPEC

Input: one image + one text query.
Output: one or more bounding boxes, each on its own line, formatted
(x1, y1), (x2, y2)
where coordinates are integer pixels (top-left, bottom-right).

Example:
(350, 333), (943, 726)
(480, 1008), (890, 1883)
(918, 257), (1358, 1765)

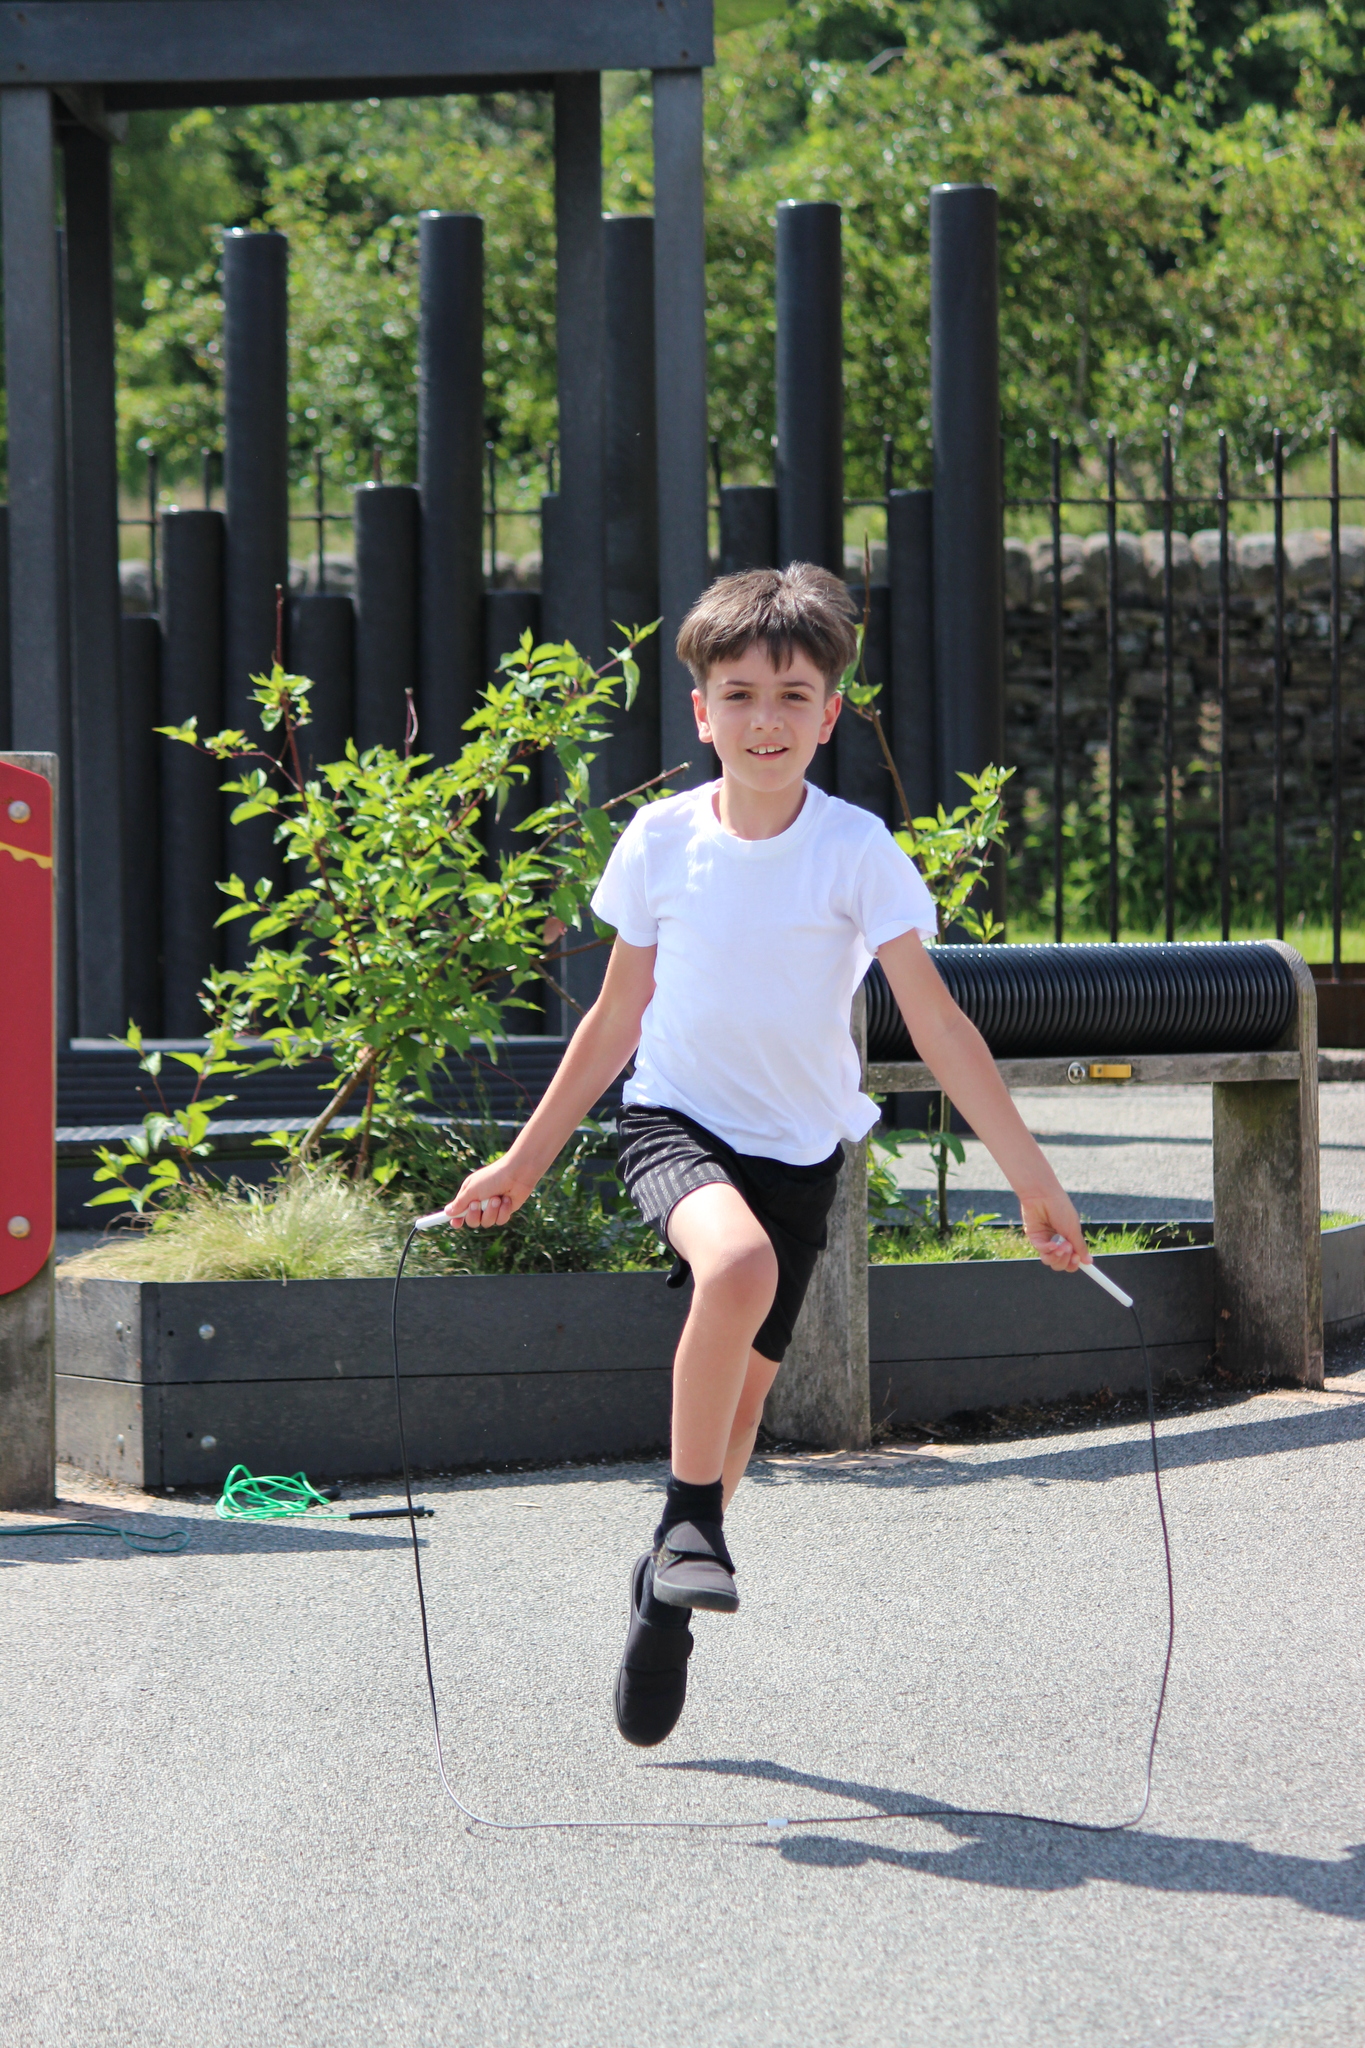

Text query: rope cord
(0, 1520), (189, 1554)
(390, 1222), (1176, 1836)
(215, 1466), (348, 1521)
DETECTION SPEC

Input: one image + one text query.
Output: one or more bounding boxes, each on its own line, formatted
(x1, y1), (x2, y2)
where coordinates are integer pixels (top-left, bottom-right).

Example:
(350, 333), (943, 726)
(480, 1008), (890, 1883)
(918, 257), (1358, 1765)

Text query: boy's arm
(442, 936), (657, 1230)
(875, 929), (1089, 1272)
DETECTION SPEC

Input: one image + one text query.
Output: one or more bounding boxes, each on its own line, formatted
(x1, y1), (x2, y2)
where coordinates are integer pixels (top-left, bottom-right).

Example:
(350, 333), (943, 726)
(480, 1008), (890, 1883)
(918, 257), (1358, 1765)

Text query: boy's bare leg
(722, 1348), (781, 1506)
(665, 1183), (778, 1486)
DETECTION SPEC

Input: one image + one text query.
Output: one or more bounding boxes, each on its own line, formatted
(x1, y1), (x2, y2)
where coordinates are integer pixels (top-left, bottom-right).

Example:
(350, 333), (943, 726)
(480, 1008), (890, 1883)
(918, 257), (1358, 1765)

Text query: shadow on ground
(652, 1757), (1365, 1921)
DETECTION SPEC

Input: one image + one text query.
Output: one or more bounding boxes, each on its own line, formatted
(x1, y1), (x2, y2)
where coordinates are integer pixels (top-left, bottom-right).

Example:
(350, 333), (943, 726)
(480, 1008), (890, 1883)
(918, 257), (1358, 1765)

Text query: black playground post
(548, 75), (607, 673)
(838, 583), (892, 822)
(61, 118), (127, 1035)
(652, 65), (709, 791)
(719, 486), (778, 575)
(289, 592), (354, 777)
(603, 212), (660, 802)
(159, 508), (225, 1034)
(776, 198), (843, 794)
(120, 614), (162, 1034)
(776, 200), (843, 574)
(0, 507), (10, 748)
(2, 88), (75, 1036)
(482, 588), (544, 869)
(354, 483), (419, 753)
(929, 185), (1003, 851)
(417, 211), (484, 763)
(887, 487), (936, 821)
(221, 227), (289, 961)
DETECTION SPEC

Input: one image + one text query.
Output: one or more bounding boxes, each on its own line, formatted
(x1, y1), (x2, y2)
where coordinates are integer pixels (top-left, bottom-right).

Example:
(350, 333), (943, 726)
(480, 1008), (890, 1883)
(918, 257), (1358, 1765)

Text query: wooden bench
(768, 943), (1322, 1449)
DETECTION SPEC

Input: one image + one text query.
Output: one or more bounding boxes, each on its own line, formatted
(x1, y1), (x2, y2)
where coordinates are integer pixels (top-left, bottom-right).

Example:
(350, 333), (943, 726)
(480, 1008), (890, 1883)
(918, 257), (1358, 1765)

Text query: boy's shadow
(652, 1757), (1365, 1921)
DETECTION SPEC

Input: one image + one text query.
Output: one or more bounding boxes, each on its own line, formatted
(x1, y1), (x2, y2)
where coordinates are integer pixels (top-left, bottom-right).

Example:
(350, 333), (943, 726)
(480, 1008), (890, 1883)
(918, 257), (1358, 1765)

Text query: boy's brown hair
(676, 563), (858, 693)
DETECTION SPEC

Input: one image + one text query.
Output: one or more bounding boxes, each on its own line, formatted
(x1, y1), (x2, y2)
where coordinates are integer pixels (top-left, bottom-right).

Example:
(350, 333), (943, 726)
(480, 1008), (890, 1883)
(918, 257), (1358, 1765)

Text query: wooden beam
(0, 2), (713, 88)
(867, 1050), (1303, 1094)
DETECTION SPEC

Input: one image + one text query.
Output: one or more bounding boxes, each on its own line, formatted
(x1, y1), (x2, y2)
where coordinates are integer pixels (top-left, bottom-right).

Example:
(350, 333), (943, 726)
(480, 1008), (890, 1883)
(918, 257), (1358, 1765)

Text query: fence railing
(1009, 425), (1361, 974)
(118, 428), (1362, 971)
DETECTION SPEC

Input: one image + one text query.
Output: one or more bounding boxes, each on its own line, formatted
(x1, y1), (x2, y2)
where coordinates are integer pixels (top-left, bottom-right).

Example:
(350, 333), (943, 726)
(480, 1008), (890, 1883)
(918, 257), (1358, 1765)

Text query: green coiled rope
(215, 1464), (349, 1521)
(0, 1519), (188, 1553)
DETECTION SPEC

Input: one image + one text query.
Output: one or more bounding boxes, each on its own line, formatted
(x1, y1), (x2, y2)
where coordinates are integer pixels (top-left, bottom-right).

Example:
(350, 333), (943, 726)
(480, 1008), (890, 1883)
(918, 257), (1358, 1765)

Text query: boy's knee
(695, 1236), (778, 1320)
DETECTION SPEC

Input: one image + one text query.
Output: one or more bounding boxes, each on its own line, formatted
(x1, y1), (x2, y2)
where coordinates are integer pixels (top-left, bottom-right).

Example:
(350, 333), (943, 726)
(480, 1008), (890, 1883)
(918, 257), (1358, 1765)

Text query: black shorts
(616, 1104), (845, 1364)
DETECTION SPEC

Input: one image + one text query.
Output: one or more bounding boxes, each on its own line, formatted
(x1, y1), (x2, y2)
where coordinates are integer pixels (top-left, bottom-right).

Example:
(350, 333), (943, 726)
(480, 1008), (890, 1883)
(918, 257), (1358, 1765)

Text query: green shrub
(63, 1166), (412, 1282)
(375, 1113), (670, 1276)
(870, 1215), (1171, 1263)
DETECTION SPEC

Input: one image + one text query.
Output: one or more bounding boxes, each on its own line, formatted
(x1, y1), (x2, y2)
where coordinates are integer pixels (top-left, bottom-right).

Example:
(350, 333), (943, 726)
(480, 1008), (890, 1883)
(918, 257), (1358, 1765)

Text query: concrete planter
(872, 1221), (1365, 1428)
(56, 1224), (1364, 1483)
(56, 1271), (689, 1490)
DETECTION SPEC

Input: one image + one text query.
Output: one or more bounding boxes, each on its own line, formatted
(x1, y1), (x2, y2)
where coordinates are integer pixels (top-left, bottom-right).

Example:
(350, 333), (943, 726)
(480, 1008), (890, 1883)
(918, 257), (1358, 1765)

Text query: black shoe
(652, 1519), (739, 1615)
(614, 1555), (694, 1748)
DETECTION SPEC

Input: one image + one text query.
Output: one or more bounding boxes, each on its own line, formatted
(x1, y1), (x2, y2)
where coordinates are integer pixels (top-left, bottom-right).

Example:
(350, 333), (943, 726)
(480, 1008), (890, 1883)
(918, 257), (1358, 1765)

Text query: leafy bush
(154, 627), (657, 1177)
(376, 1113), (670, 1276)
(870, 1215), (1169, 1262)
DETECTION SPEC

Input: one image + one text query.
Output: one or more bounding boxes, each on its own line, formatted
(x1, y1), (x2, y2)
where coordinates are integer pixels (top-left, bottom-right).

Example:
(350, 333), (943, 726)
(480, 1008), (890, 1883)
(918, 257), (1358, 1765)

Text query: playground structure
(0, 1), (1007, 1042)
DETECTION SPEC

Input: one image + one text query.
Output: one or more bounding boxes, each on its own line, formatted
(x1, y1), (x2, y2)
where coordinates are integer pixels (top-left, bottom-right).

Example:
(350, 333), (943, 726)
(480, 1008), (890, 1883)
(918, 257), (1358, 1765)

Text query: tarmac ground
(8, 1084), (1364, 2046)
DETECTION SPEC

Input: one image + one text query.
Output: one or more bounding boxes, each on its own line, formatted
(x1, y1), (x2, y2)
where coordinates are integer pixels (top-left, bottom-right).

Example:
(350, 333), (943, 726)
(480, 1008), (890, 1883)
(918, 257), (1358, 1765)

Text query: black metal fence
(1006, 426), (1363, 972)
(118, 420), (1363, 979)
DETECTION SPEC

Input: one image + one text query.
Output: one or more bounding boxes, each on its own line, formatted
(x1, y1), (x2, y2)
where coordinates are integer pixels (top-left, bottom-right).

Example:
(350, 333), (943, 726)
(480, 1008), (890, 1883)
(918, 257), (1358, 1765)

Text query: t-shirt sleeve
(590, 812), (658, 947)
(853, 824), (938, 951)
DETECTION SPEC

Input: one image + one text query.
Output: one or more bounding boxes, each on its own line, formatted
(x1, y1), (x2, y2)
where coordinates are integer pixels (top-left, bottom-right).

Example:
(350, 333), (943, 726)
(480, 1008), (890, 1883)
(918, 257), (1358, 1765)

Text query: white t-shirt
(590, 780), (938, 1165)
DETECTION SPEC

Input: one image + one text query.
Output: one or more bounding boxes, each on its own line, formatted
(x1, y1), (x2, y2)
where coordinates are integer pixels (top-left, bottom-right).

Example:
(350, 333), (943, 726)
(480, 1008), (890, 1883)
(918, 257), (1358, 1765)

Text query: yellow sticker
(0, 837), (53, 870)
(1088, 1062), (1133, 1080)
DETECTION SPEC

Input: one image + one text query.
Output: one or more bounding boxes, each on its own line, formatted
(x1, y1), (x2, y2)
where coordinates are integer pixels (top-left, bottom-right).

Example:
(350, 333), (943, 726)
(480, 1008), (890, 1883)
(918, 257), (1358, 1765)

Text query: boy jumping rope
(441, 565), (1091, 1747)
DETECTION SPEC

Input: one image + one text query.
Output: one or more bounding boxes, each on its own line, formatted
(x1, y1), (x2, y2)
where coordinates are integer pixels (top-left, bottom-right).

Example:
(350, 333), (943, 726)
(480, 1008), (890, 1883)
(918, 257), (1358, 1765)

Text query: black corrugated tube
(864, 943), (1297, 1062)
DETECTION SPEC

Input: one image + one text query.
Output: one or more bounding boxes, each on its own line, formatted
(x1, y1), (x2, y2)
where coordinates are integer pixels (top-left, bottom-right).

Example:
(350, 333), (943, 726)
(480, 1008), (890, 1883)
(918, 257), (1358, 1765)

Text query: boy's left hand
(1020, 1192), (1089, 1273)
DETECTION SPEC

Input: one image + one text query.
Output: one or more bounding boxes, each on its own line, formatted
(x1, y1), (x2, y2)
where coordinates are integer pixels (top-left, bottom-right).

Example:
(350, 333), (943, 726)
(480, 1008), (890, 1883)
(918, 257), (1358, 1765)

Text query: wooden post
(1212, 942), (1323, 1387)
(0, 752), (57, 1509)
(765, 983), (871, 1449)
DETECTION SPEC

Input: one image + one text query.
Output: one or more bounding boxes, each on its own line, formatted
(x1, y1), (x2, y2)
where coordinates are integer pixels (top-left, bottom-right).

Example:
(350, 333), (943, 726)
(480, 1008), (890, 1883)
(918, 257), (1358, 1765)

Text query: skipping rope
(392, 1214), (1177, 1838)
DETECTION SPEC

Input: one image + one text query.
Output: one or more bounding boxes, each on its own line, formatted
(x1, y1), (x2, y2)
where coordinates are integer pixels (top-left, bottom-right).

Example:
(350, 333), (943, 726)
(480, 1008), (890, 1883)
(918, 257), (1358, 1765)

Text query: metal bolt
(198, 1323), (215, 1340)
(6, 1216), (30, 1238)
(1066, 1062), (1087, 1084)
(200, 1434), (217, 1451)
(6, 799), (30, 823)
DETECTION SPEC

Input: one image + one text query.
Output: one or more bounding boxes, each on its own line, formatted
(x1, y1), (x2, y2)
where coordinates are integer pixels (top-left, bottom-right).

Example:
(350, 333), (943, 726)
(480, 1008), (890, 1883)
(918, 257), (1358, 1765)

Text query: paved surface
(6, 1338), (1365, 2047)
(890, 1081), (1365, 1225)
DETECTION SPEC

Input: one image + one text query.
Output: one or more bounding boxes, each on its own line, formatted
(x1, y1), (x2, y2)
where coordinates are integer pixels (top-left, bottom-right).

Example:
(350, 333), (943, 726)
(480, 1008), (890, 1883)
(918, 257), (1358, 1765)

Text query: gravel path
(6, 1355), (1365, 2047)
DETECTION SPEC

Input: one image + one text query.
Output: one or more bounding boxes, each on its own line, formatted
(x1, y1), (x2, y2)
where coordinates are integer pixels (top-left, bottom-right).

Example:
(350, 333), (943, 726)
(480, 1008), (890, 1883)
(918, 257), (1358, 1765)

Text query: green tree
(100, 1), (1365, 504)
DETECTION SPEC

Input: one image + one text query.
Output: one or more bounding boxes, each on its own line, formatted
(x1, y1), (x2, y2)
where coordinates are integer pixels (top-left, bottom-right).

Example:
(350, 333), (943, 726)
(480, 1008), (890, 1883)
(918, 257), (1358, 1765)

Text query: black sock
(652, 1475), (724, 1552)
(639, 1476), (724, 1629)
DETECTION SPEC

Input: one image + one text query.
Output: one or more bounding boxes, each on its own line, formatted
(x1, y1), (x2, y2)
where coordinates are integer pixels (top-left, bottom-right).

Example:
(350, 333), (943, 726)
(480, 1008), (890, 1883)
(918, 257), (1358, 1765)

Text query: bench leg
(1213, 1079), (1323, 1389)
(764, 1136), (871, 1450)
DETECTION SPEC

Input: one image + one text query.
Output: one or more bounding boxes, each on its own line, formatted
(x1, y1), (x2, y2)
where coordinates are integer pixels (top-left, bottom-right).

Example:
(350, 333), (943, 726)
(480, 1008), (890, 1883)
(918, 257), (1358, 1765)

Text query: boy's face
(692, 644), (841, 793)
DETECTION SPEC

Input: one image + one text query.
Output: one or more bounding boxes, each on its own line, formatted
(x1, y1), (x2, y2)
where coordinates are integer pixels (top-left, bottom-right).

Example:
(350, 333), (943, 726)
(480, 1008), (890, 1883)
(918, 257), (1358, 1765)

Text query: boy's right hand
(443, 1158), (538, 1230)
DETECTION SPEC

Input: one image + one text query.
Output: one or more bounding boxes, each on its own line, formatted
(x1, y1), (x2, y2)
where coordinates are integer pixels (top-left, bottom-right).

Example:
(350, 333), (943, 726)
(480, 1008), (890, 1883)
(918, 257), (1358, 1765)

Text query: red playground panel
(0, 762), (55, 1294)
